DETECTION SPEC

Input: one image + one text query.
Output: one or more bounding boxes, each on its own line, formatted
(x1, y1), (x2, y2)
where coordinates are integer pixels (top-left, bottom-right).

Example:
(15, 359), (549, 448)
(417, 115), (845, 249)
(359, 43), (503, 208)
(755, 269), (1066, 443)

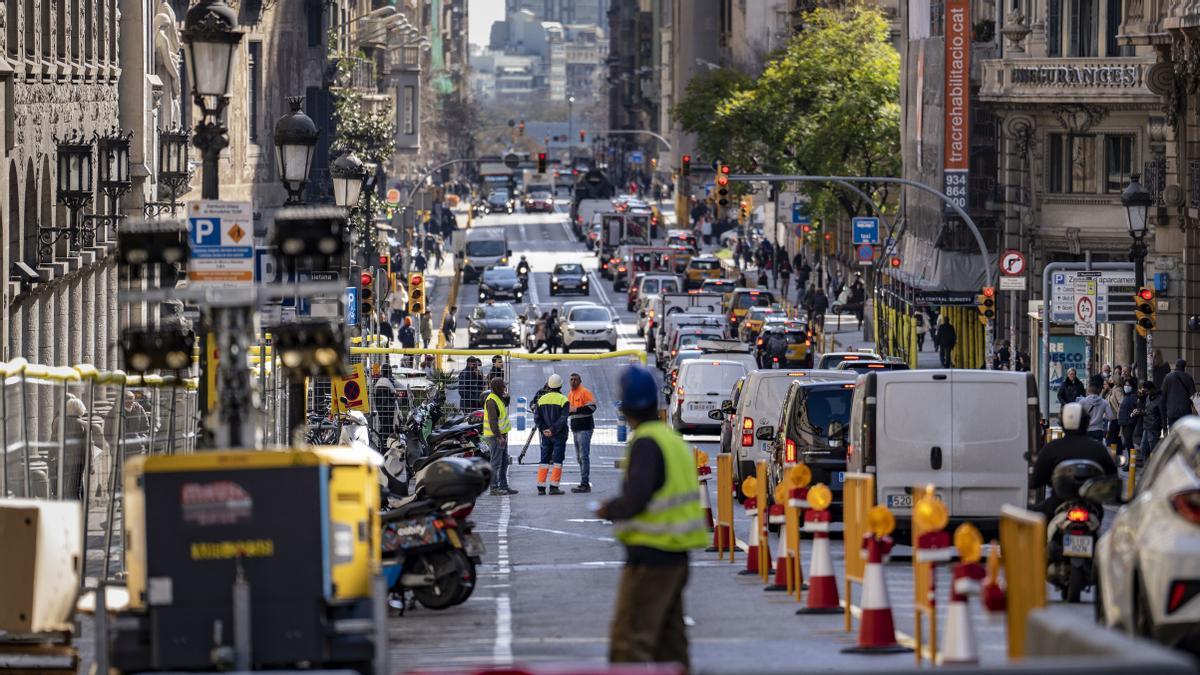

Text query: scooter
(1045, 459), (1107, 603)
(381, 456), (490, 612)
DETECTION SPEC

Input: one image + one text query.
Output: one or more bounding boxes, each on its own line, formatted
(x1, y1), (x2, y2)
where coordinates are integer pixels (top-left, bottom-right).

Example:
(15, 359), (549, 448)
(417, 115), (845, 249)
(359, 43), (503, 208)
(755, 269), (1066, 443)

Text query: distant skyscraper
(506, 0), (610, 26)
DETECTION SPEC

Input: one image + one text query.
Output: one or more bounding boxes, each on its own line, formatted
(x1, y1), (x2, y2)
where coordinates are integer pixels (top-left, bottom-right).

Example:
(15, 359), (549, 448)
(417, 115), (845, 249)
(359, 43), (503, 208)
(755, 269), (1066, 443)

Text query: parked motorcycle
(403, 390), (484, 476)
(381, 456), (491, 611)
(1046, 459), (1107, 602)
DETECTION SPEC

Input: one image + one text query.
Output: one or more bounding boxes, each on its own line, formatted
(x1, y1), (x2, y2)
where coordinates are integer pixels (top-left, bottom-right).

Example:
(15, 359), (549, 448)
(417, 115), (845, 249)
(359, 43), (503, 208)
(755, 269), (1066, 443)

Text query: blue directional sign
(852, 216), (880, 245)
(791, 202), (809, 225)
(345, 286), (359, 326)
(630, 150), (644, 164)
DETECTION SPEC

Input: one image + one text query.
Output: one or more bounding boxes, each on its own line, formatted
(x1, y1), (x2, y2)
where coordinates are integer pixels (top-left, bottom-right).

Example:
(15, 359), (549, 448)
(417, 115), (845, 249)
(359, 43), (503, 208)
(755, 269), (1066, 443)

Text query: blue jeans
(574, 429), (593, 486)
(483, 436), (509, 489)
(1087, 430), (1106, 443)
(540, 433), (567, 465)
(1140, 429), (1159, 459)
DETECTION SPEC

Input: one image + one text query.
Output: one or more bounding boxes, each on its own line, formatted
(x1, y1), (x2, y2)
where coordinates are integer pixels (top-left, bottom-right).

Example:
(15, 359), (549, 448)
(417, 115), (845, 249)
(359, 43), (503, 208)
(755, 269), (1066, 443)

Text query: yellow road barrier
(755, 461), (770, 583)
(350, 346), (648, 366)
(999, 504), (1047, 659)
(715, 454), (736, 563)
(842, 472), (875, 632)
(912, 485), (951, 665)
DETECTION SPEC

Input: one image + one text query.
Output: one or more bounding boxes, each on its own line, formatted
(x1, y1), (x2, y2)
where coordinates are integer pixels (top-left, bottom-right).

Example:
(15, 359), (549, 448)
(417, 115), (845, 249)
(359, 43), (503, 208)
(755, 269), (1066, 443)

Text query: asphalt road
(385, 209), (1099, 672)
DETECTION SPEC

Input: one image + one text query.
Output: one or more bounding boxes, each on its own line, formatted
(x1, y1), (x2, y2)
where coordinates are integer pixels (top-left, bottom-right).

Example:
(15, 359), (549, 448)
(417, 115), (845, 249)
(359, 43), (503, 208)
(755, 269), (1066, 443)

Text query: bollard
(516, 396), (527, 431)
(616, 400), (627, 442)
(1126, 446), (1138, 500)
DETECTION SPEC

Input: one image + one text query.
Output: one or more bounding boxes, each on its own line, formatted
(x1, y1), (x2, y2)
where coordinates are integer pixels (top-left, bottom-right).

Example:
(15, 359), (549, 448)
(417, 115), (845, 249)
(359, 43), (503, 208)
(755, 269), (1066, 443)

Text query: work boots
(548, 486), (565, 495)
(571, 483), (591, 493)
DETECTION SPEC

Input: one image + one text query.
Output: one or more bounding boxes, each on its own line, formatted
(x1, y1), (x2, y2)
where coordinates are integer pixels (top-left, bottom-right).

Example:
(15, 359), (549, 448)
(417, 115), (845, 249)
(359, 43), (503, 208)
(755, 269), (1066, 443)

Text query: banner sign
(943, 0), (970, 213)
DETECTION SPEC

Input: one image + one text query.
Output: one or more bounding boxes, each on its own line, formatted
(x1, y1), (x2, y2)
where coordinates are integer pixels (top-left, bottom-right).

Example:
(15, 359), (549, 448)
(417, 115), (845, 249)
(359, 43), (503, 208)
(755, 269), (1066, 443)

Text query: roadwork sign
(187, 201), (254, 288)
(332, 364), (370, 413)
(1074, 279), (1097, 336)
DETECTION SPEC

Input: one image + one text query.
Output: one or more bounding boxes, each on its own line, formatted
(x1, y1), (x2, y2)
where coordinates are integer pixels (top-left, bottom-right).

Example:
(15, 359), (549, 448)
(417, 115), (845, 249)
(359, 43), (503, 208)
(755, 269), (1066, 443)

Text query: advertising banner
(943, 0), (970, 213)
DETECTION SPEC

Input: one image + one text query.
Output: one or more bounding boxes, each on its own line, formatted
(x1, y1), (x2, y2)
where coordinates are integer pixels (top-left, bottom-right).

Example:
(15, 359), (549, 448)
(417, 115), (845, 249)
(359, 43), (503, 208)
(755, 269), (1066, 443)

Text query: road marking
(558, 217), (574, 241)
(493, 496), (513, 665)
(510, 523), (617, 543)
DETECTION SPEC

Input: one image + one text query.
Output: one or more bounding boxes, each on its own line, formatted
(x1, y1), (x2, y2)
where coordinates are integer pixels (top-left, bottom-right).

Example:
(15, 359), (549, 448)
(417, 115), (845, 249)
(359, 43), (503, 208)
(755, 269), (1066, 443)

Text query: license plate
(886, 494), (913, 508)
(1063, 533), (1094, 558)
(463, 533), (486, 557)
(689, 401), (714, 411)
(830, 471), (845, 489)
(487, 333), (501, 339)
(760, 441), (772, 455)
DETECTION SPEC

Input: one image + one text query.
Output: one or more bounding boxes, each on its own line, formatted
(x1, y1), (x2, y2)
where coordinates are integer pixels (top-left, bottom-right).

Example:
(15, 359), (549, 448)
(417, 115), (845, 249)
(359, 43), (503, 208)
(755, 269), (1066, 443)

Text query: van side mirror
(1080, 476), (1126, 505)
(755, 426), (774, 441)
(707, 409), (725, 421)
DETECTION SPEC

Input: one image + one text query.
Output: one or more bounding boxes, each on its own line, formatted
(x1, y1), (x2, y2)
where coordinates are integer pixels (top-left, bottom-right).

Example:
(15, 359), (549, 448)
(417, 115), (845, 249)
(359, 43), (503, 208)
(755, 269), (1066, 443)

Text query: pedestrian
(419, 309), (433, 349)
(734, 239), (746, 270)
(596, 365), (708, 670)
(534, 312), (550, 353)
(372, 363), (398, 441)
(108, 389), (151, 443)
(1152, 349), (1171, 389)
(487, 355), (505, 383)
(546, 308), (562, 354)
(935, 314), (957, 368)
(534, 374), (570, 495)
(1057, 368), (1086, 407)
(809, 287), (829, 330)
(778, 259), (792, 296)
(1161, 358), (1197, 427)
(1138, 380), (1164, 459)
(914, 311), (927, 352)
(568, 372), (597, 493)
(1105, 374), (1126, 448)
(992, 339), (1012, 370)
(441, 305), (458, 360)
(377, 310), (395, 342)
(457, 357), (486, 413)
(756, 267), (769, 289)
(433, 235), (445, 268)
(484, 377), (518, 496)
(848, 276), (865, 328)
(414, 249), (428, 274)
(397, 316), (417, 367)
(1078, 384), (1114, 443)
(389, 283), (408, 327)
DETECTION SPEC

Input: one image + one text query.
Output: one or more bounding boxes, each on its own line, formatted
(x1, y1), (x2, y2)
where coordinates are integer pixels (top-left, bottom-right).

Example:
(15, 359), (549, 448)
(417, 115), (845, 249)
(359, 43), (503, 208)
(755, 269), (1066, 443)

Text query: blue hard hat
(618, 365), (659, 413)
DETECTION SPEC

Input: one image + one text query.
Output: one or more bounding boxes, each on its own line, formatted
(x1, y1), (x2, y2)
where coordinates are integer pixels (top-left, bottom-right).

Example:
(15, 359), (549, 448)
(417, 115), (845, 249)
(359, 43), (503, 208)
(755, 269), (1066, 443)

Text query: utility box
(0, 499), (81, 633)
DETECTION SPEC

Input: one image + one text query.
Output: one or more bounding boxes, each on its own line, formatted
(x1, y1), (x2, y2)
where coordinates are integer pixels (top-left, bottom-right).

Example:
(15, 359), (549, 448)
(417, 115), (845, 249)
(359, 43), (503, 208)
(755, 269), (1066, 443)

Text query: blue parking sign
(345, 286), (359, 326)
(852, 216), (880, 245)
(791, 202), (808, 225)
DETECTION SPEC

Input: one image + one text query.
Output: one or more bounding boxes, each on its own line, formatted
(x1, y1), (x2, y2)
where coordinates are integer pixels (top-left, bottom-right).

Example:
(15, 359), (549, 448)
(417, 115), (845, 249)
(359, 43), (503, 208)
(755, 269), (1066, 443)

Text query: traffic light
(976, 286), (996, 323)
(716, 163), (731, 208)
(579, 130), (586, 143)
(681, 154), (691, 176)
(889, 256), (902, 268)
(537, 152), (547, 173)
(1135, 286), (1157, 337)
(360, 270), (374, 317)
(518, 120), (525, 136)
(408, 272), (426, 314)
(738, 197), (751, 223)
(650, 157), (658, 171)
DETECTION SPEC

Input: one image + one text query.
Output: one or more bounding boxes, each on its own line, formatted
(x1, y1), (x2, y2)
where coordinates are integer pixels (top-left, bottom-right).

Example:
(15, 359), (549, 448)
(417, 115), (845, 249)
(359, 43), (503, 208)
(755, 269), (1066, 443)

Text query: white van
(846, 369), (1039, 535)
(669, 359), (750, 433)
(460, 228), (511, 282)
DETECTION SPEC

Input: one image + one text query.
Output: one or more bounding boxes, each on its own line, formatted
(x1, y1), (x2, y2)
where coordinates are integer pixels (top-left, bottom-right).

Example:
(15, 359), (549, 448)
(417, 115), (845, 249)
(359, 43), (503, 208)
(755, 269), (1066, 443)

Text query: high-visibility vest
(613, 421), (709, 552)
(483, 392), (511, 437)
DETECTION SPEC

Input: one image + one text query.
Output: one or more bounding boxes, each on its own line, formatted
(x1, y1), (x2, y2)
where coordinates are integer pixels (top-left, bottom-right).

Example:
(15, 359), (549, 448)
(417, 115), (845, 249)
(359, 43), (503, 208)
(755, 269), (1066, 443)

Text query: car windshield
(484, 267), (517, 282)
(489, 190), (508, 199)
(555, 264), (584, 275)
(530, 191), (552, 199)
(682, 362), (746, 388)
(796, 388), (854, 436)
(749, 307), (776, 320)
(466, 239), (506, 257)
(642, 279), (661, 294)
(476, 305), (517, 320)
(734, 292), (776, 310)
(702, 281), (733, 292)
(820, 354), (880, 369)
(570, 307), (610, 322)
(678, 332), (722, 348)
(690, 258), (721, 271)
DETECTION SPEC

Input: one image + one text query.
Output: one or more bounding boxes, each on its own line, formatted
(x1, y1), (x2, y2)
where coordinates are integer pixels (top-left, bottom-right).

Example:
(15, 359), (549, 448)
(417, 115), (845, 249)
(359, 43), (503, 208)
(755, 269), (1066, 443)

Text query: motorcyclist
(760, 327), (788, 368)
(1032, 402), (1118, 518)
(516, 255), (531, 290)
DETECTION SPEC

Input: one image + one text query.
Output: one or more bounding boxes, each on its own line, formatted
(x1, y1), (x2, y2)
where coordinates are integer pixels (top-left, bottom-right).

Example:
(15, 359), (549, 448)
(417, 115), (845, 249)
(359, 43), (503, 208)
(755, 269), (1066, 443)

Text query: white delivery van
(670, 359), (750, 433)
(846, 369), (1039, 536)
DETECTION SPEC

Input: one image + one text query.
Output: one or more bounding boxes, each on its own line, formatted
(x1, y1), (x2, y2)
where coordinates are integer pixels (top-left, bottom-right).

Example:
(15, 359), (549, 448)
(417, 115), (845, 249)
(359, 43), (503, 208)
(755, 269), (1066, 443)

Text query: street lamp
(41, 134), (95, 264)
(96, 128), (133, 242)
(273, 96), (319, 205)
(182, 0), (242, 199)
(146, 126), (192, 217)
(567, 95), (575, 150)
(331, 151), (367, 208)
(1122, 174), (1153, 379)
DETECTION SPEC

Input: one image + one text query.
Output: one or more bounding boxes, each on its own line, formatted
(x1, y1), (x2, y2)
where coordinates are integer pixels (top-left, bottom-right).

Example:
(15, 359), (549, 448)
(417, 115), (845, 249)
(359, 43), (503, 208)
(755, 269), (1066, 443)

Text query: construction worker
(535, 373), (570, 495)
(483, 377), (518, 496)
(597, 365), (708, 669)
(567, 372), (597, 493)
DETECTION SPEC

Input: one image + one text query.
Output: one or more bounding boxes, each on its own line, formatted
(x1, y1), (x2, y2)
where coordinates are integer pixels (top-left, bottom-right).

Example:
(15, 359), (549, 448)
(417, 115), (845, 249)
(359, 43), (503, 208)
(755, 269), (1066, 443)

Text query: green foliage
(675, 6), (901, 226)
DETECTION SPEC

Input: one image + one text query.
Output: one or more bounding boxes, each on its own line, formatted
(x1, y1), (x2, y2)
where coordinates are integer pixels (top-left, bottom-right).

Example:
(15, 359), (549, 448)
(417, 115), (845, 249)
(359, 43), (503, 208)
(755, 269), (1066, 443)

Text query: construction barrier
(714, 454), (735, 563)
(842, 472), (875, 632)
(998, 504), (1047, 659)
(911, 485), (953, 665)
(755, 460), (770, 584)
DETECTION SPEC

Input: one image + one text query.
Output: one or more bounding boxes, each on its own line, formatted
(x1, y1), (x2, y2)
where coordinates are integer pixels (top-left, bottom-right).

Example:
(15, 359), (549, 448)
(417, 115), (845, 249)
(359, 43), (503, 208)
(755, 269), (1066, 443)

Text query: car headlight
(551, 276), (559, 283)
(469, 326), (480, 333)
(511, 322), (521, 333)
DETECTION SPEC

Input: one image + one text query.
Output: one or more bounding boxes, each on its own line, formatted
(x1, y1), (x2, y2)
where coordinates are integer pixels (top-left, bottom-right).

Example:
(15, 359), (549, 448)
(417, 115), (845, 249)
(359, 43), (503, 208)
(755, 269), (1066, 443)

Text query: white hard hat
(1061, 402), (1084, 432)
(548, 373), (563, 388)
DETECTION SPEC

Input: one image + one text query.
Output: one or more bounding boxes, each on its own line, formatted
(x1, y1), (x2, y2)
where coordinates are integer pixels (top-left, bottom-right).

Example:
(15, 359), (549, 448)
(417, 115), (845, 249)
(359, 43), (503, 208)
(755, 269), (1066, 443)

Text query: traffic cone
(797, 509), (840, 614)
(942, 562), (987, 665)
(738, 498), (760, 576)
(765, 504), (788, 591)
(842, 535), (912, 654)
(698, 465), (715, 531)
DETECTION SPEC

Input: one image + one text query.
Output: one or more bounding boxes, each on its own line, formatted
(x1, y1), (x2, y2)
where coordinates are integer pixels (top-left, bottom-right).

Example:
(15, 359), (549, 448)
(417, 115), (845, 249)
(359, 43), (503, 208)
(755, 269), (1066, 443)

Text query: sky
(469, 0), (506, 48)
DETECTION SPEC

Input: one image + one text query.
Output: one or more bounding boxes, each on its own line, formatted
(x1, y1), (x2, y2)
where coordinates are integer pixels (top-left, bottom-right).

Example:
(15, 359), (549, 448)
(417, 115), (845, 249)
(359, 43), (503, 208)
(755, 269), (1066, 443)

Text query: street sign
(851, 217), (880, 245)
(855, 243), (875, 264)
(345, 286), (359, 326)
(630, 150), (644, 164)
(187, 200), (254, 288)
(503, 153), (520, 169)
(1074, 279), (1097, 336)
(791, 202), (809, 225)
(386, 188), (401, 205)
(1049, 270), (1136, 324)
(332, 364), (371, 413)
(999, 276), (1026, 291)
(1000, 249), (1026, 276)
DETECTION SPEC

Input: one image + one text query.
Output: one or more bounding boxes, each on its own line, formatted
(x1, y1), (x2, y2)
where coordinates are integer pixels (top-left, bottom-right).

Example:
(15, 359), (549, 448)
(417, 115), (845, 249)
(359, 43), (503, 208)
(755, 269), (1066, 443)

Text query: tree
(671, 67), (754, 163)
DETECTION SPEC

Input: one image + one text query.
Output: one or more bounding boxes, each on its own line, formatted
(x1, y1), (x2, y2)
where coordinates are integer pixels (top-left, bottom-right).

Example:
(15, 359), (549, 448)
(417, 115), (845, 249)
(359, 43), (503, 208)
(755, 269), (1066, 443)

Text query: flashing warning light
(890, 256), (901, 268)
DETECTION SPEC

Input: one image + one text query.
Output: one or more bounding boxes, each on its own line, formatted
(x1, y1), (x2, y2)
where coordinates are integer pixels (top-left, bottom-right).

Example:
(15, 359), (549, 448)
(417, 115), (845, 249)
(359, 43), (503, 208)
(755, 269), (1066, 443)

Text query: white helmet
(1061, 402), (1084, 432)
(547, 373), (563, 388)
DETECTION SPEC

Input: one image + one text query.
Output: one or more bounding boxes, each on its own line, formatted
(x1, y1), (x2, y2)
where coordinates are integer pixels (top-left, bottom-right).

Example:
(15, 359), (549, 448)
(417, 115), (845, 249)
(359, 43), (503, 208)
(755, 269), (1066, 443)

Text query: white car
(668, 359), (750, 433)
(815, 351), (882, 370)
(1095, 418), (1200, 652)
(559, 304), (618, 352)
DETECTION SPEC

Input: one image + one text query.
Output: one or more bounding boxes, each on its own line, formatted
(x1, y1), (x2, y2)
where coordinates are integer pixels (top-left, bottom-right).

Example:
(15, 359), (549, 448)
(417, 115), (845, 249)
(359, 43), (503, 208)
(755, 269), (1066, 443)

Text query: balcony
(979, 56), (1158, 103)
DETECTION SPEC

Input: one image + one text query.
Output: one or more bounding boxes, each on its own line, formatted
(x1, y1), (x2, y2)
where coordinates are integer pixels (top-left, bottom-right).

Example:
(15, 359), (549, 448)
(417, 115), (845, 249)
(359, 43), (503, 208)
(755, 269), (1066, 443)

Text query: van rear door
(876, 372), (953, 517)
(949, 371), (1029, 517)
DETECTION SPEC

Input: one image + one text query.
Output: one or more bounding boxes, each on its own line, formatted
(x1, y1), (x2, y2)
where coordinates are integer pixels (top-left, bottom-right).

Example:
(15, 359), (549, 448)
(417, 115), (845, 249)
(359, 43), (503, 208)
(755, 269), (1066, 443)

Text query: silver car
(559, 304), (618, 353)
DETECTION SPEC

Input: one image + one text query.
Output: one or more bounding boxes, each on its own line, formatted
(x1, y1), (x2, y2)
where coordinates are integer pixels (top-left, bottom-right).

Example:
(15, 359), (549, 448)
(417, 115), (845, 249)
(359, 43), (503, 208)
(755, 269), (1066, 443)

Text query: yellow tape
(349, 346), (648, 366)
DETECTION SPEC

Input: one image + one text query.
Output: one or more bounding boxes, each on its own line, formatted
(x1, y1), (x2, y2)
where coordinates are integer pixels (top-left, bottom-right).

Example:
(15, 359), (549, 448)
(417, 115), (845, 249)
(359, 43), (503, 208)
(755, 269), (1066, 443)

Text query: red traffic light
(802, 224), (812, 234)
(1138, 288), (1155, 301)
(538, 152), (546, 161)
(579, 130), (586, 141)
(890, 256), (902, 268)
(982, 286), (996, 298)
(682, 154), (691, 163)
(824, 233), (832, 241)
(716, 175), (729, 187)
(360, 271), (373, 287)
(409, 273), (424, 286)
(720, 165), (731, 175)
(379, 254), (389, 267)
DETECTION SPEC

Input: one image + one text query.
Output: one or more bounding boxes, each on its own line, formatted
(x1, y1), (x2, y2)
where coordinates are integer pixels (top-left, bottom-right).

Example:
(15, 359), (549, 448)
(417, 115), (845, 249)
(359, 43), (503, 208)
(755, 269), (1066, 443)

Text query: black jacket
(1161, 368), (1196, 419)
(457, 368), (485, 411)
(1057, 377), (1086, 406)
(935, 322), (957, 349)
(1140, 391), (1164, 437)
(1032, 432), (1118, 514)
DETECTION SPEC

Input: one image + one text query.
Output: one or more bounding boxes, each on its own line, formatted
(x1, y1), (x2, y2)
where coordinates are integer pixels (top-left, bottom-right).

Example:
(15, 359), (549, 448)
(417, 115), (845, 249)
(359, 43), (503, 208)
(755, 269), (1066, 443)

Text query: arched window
(23, 0), (34, 57)
(23, 159), (36, 263)
(39, 157), (50, 262)
(8, 164), (20, 266)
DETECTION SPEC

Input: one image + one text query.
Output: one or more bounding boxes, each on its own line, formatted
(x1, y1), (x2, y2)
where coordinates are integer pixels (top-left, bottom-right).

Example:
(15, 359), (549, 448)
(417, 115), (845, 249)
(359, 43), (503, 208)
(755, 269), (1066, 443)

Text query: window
(23, 0), (33, 56)
(1067, 0), (1097, 57)
(1104, 135), (1134, 193)
(1048, 133), (1098, 194)
(248, 41), (261, 143)
(403, 85), (416, 135)
(6, 0), (17, 56)
(306, 0), (323, 47)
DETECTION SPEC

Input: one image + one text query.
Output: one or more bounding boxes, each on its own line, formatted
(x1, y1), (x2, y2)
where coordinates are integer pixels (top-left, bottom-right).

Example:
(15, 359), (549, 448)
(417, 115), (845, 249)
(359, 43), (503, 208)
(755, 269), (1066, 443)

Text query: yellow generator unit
(112, 447), (381, 672)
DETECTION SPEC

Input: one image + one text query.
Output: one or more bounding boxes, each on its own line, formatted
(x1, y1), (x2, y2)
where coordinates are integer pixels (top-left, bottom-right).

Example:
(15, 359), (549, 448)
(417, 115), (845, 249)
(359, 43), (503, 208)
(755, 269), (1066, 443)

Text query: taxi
(683, 255), (724, 289)
(738, 305), (784, 342)
(669, 245), (693, 274)
(666, 229), (699, 253)
(726, 287), (777, 332)
(700, 278), (738, 302)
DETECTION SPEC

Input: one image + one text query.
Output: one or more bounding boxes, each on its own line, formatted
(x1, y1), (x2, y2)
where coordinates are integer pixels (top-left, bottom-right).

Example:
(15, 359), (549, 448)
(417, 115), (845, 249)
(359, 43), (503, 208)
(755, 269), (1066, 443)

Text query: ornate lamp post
(331, 151), (367, 209)
(273, 97), (320, 205)
(42, 134), (95, 264)
(1122, 174), (1152, 380)
(182, 0), (242, 200)
(145, 126), (192, 217)
(94, 128), (133, 241)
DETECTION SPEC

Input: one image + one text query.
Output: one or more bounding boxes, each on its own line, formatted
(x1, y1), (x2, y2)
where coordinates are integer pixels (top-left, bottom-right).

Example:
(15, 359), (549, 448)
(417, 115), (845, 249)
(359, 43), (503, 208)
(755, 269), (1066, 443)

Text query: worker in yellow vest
(597, 365), (709, 669)
(483, 377), (517, 496)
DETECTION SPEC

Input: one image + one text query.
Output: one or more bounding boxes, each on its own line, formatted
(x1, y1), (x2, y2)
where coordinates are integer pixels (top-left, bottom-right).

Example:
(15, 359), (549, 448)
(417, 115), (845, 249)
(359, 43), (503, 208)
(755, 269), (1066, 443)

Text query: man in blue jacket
(535, 373), (571, 495)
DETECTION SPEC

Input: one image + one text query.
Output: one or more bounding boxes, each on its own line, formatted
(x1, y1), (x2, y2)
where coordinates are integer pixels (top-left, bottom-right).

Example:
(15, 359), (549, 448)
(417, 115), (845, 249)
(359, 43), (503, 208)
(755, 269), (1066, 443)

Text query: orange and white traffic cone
(698, 464), (715, 531)
(765, 503), (789, 591)
(738, 498), (760, 576)
(842, 535), (912, 654)
(942, 561), (987, 665)
(796, 509), (840, 614)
